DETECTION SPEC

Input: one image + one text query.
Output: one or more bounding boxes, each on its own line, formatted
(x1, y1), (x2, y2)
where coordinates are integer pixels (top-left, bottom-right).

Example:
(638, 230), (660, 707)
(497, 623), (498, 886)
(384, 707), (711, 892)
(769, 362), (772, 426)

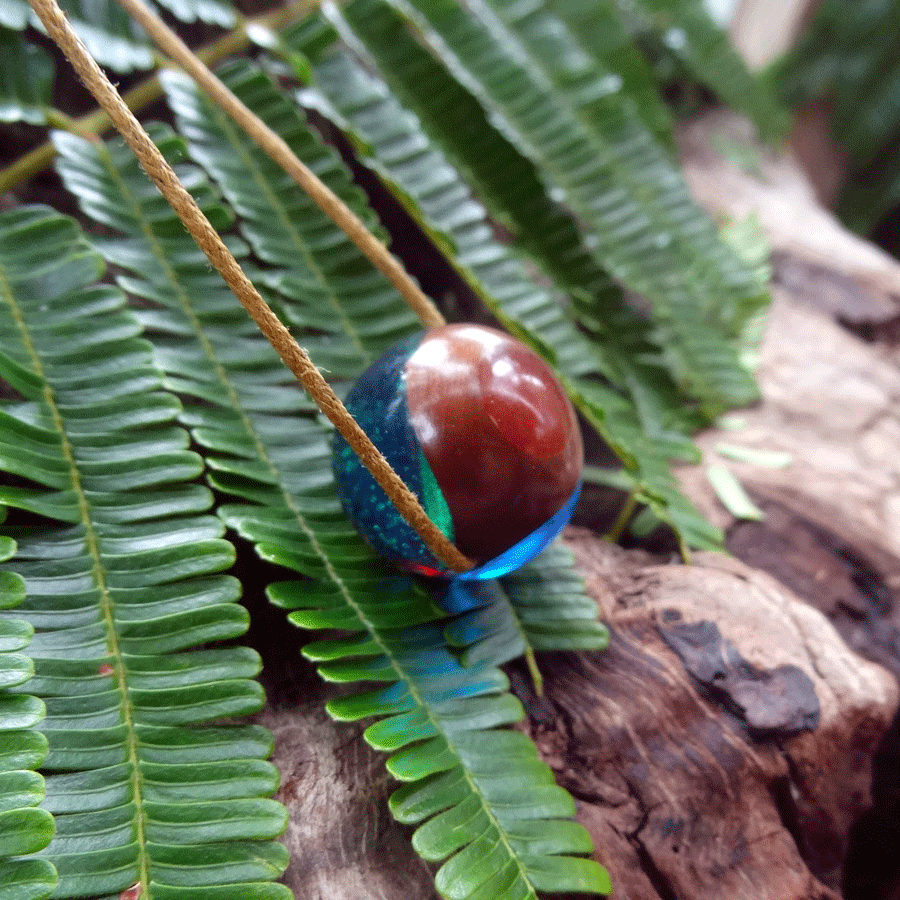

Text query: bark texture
(544, 535), (896, 900)
(258, 111), (900, 899)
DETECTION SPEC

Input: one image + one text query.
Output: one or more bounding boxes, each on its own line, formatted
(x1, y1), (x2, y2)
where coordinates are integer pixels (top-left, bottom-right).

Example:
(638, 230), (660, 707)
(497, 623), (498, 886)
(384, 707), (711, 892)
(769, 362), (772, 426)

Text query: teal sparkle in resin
(332, 325), (583, 580)
(332, 331), (454, 575)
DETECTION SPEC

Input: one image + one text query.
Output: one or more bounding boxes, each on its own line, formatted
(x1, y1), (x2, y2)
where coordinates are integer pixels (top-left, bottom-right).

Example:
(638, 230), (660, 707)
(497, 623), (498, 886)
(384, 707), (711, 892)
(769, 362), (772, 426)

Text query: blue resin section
(456, 483), (580, 581)
(441, 484), (581, 611)
(332, 332), (451, 574)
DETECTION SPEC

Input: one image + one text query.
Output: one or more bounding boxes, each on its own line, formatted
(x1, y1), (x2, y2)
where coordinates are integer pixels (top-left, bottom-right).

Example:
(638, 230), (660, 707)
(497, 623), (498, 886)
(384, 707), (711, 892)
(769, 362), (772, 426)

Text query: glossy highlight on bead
(332, 324), (583, 578)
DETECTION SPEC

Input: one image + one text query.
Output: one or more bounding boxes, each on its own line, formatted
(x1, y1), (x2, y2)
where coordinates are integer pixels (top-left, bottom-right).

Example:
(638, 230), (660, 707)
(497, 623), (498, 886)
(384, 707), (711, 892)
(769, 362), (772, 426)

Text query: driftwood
(256, 113), (900, 900)
(551, 535), (896, 900)
(677, 110), (900, 685)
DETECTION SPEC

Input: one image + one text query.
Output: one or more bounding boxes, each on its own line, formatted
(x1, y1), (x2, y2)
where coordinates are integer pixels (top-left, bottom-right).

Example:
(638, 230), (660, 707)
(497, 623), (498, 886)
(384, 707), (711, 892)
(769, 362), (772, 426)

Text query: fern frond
(54, 66), (611, 897)
(292, 3), (696, 432)
(282, 13), (608, 380)
(162, 64), (611, 895)
(160, 62), (423, 379)
(0, 205), (289, 900)
(294, 3), (636, 368)
(444, 544), (610, 670)
(341, 0), (765, 413)
(474, 0), (771, 356)
(609, 0), (790, 141)
(0, 533), (56, 900)
(276, 9), (720, 548)
(280, 585), (612, 899)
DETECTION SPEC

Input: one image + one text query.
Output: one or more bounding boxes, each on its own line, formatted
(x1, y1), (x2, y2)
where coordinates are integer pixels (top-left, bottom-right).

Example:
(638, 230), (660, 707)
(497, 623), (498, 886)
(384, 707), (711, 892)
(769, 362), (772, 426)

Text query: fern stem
(115, 0), (446, 331)
(605, 489), (638, 544)
(43, 106), (88, 133)
(29, 0), (474, 575)
(524, 646), (544, 697)
(0, 0), (314, 194)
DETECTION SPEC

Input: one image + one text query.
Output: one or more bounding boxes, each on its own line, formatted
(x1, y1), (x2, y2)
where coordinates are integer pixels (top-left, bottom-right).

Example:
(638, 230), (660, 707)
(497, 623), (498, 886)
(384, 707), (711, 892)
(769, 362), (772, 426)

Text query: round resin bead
(332, 324), (583, 577)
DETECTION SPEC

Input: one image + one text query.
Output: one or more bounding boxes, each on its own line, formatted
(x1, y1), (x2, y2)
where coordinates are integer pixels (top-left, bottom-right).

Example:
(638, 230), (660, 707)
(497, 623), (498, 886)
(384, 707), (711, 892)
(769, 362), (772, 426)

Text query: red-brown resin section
(404, 324), (582, 563)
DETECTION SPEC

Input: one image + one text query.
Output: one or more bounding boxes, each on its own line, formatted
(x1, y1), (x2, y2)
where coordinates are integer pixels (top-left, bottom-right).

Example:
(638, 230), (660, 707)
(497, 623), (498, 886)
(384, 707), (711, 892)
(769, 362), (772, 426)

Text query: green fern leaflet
(0, 526), (55, 900)
(0, 205), (290, 900)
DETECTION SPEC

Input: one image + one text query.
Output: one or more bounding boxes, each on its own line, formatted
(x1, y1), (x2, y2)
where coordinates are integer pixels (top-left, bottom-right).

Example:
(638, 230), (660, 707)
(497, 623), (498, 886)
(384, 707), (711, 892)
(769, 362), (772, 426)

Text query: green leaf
(0, 28), (54, 125)
(0, 693), (44, 729)
(0, 807), (55, 856)
(706, 464), (763, 520)
(0, 858), (58, 900)
(0, 618), (32, 652)
(0, 206), (289, 900)
(0, 652), (32, 689)
(0, 731), (48, 771)
(715, 443), (792, 468)
(0, 768), (44, 814)
(582, 466), (634, 490)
